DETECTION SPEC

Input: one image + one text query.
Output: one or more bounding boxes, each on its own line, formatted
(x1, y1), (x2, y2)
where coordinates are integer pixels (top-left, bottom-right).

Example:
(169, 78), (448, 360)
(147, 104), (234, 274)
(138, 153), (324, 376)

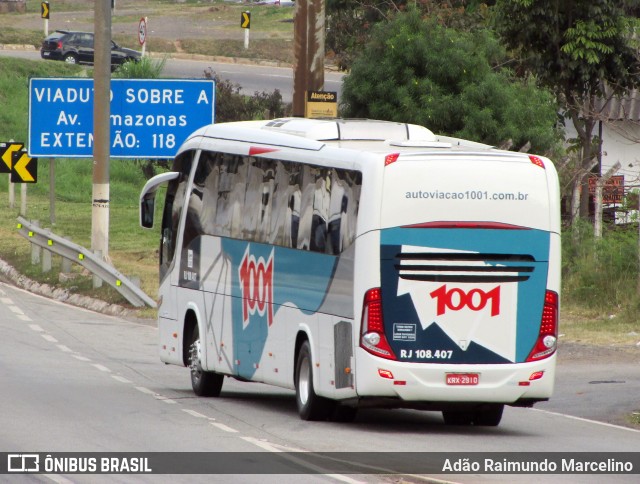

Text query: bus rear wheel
(189, 324), (223, 397)
(442, 404), (504, 426)
(473, 404), (504, 426)
(295, 341), (334, 421)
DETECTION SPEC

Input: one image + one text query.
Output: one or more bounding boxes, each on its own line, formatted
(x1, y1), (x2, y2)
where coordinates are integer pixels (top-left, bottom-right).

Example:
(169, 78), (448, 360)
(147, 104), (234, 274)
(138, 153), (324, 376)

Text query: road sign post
(293, 0), (326, 117)
(11, 149), (37, 183)
(241, 11), (251, 49)
(41, 1), (50, 36)
(1, 141), (24, 208)
(138, 17), (147, 57)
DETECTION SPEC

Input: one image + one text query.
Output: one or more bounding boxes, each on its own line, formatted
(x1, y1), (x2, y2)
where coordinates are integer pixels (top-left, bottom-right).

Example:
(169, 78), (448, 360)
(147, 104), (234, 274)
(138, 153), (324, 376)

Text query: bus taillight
(360, 288), (396, 360)
(526, 290), (558, 362)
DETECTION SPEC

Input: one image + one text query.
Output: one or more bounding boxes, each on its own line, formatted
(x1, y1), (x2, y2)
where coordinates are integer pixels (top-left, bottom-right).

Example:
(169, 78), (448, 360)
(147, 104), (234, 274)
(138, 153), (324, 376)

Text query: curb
(0, 44), (344, 72)
(0, 257), (133, 319)
(0, 44), (37, 50)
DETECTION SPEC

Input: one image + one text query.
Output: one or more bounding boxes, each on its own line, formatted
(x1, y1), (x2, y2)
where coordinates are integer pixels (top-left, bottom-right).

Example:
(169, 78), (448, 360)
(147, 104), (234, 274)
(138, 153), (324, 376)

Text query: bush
(112, 56), (167, 79)
(562, 220), (638, 310)
(340, 10), (561, 152)
(204, 68), (290, 123)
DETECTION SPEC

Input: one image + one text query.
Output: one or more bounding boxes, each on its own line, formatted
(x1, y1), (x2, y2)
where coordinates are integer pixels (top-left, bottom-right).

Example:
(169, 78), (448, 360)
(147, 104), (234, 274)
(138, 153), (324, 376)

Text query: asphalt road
(0, 48), (345, 103)
(0, 280), (639, 483)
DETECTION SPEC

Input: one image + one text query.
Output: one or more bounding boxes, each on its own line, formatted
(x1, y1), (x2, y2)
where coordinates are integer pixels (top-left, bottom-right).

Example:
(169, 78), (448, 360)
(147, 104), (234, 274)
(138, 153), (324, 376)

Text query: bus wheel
(295, 341), (333, 421)
(473, 404), (504, 426)
(442, 410), (474, 426)
(188, 324), (223, 397)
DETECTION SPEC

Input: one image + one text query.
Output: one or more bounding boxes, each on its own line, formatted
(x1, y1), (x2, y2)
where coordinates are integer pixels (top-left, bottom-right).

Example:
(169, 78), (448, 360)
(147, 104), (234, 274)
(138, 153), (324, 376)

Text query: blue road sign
(28, 78), (215, 158)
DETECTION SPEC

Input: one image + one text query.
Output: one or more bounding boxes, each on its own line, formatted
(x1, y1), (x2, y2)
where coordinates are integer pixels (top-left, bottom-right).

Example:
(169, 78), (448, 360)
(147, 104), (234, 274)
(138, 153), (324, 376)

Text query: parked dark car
(40, 30), (141, 68)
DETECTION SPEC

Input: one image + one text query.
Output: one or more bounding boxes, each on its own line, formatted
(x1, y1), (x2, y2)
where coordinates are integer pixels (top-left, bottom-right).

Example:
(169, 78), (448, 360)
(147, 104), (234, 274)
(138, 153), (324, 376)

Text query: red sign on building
(588, 175), (624, 204)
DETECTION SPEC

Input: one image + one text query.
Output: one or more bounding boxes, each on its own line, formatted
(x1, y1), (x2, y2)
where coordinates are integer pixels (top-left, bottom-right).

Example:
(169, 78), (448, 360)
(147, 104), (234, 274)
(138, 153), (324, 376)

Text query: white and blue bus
(140, 118), (561, 426)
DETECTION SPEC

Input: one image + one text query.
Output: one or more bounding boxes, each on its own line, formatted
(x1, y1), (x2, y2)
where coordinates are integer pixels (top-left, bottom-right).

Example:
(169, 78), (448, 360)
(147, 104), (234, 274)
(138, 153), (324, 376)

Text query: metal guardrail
(16, 216), (157, 308)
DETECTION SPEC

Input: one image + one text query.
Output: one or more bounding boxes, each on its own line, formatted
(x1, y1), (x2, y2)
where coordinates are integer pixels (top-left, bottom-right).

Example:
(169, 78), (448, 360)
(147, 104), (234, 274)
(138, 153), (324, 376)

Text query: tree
(326, 1), (492, 70)
(493, 0), (640, 221)
(340, 10), (560, 152)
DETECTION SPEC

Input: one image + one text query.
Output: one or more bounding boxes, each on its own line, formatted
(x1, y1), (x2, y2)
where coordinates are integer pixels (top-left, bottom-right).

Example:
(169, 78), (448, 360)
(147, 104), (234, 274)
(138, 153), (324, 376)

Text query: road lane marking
(183, 409), (209, 419)
(210, 422), (238, 433)
(534, 408), (640, 433)
(8, 305), (25, 314)
(57, 345), (73, 353)
(72, 355), (91, 362)
(111, 375), (132, 384)
(241, 437), (304, 452)
(44, 475), (74, 484)
(41, 334), (58, 343)
(240, 437), (363, 484)
(1, 297), (13, 304)
(92, 364), (111, 373)
(29, 324), (44, 332)
(17, 314), (31, 321)
(135, 386), (156, 395)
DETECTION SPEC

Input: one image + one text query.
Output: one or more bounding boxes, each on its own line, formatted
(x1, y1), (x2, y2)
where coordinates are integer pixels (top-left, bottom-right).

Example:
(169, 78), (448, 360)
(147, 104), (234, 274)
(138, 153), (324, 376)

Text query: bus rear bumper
(354, 349), (556, 405)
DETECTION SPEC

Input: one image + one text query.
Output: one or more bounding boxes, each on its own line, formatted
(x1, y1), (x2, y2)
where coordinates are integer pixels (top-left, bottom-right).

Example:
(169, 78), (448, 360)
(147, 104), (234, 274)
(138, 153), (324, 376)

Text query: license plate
(446, 373), (479, 385)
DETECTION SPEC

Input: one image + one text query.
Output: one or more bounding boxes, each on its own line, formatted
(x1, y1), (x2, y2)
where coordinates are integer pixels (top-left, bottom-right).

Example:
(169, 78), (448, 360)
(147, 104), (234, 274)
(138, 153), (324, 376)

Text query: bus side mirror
(139, 171), (180, 229)
(140, 192), (156, 228)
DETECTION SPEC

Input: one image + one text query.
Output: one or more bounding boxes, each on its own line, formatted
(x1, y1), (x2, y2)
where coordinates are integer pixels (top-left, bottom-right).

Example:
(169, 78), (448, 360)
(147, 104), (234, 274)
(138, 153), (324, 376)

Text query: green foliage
(0, 58), (83, 143)
(0, 27), (42, 48)
(493, 0), (640, 218)
(340, 10), (560, 152)
(112, 56), (167, 79)
(204, 68), (289, 123)
(493, 0), (639, 98)
(326, 1), (491, 70)
(562, 220), (638, 311)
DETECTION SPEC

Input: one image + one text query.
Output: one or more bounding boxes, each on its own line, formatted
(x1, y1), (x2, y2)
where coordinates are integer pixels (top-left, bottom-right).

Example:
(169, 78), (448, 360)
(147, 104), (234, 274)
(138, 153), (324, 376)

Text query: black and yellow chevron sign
(0, 142), (23, 173)
(41, 1), (50, 20)
(241, 11), (251, 29)
(11, 149), (38, 183)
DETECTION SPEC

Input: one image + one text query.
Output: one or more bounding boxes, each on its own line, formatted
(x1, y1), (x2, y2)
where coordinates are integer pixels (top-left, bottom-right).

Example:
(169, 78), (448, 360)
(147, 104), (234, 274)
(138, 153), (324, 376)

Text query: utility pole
(93, 0), (111, 261)
(292, 0), (325, 116)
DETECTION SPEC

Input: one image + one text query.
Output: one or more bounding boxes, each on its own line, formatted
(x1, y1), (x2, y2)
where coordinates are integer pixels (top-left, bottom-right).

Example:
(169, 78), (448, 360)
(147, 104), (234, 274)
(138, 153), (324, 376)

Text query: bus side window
(229, 156), (249, 239)
(259, 160), (275, 242)
(198, 151), (221, 237)
(344, 171), (362, 249)
(243, 157), (263, 241)
(159, 150), (193, 281)
(328, 169), (346, 255)
(268, 161), (290, 246)
(296, 165), (312, 250)
(310, 168), (330, 253)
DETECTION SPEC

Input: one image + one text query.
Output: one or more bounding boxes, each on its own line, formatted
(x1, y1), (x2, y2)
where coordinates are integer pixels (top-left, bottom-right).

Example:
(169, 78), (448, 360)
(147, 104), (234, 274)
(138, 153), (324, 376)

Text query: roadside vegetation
(0, 0), (296, 64)
(0, 2), (639, 347)
(0, 56), (289, 319)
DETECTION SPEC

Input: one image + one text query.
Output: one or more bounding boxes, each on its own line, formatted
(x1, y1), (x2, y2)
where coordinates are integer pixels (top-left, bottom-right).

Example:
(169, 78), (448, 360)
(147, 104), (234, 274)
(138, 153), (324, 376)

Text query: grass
(1, 0), (296, 62)
(0, 58), (163, 318)
(560, 306), (640, 346)
(0, 27), (42, 48)
(179, 38), (294, 64)
(0, 157), (164, 319)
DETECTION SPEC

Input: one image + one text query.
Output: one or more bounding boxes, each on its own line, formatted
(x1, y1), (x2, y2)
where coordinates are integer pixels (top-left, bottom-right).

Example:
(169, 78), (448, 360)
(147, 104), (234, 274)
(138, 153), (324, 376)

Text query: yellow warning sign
(241, 11), (251, 29)
(305, 91), (338, 119)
